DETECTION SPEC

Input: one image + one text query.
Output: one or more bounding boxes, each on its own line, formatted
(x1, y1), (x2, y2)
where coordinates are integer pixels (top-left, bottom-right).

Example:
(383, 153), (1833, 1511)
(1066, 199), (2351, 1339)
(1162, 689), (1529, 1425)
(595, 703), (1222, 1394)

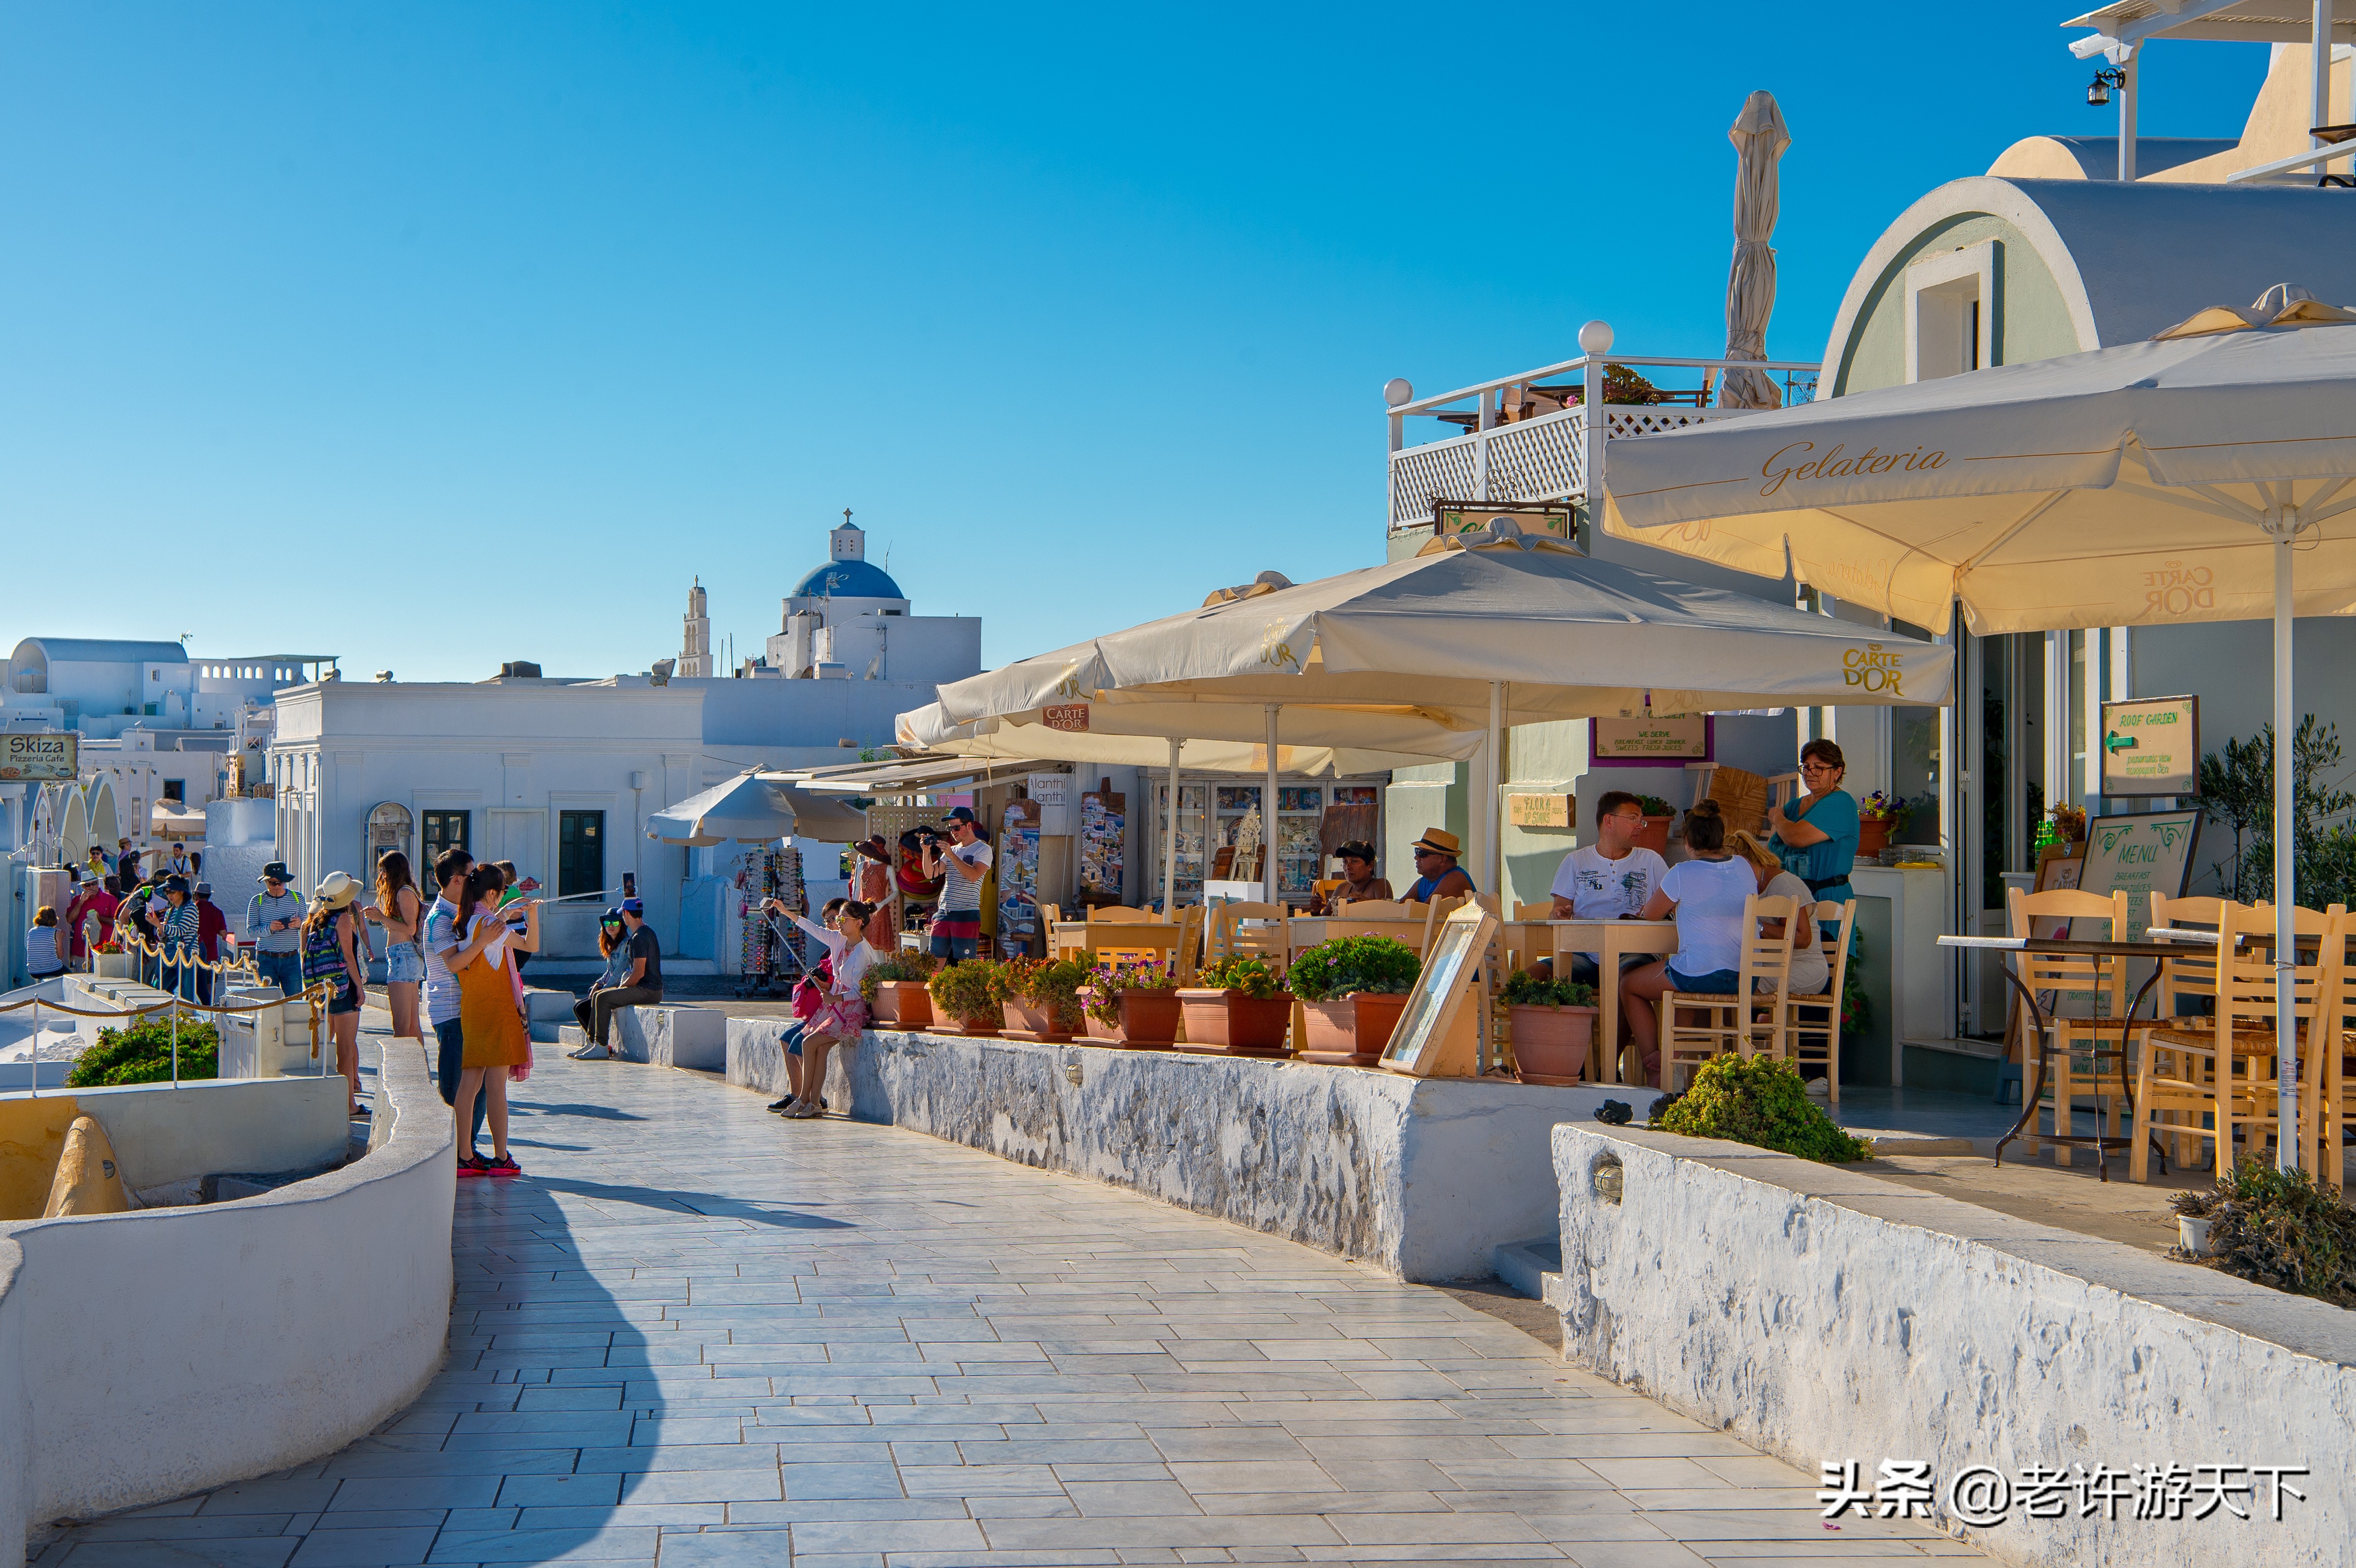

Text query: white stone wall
(0, 1040), (453, 1555)
(1553, 1123), (2356, 1568)
(721, 1021), (1621, 1281)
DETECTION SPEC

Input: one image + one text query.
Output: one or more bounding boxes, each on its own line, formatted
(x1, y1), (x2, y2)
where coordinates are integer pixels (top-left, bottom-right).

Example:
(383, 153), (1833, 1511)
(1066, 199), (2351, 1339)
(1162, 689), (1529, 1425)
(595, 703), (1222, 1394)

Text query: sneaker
(484, 1154), (521, 1178)
(787, 1100), (825, 1119)
(767, 1097), (794, 1112)
(568, 1043), (609, 1060)
(457, 1153), (490, 1178)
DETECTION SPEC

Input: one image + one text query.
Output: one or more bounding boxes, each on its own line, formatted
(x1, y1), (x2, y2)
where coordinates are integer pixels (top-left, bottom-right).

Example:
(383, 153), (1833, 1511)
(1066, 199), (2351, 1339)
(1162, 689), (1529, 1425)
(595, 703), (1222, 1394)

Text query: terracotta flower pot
(1299, 992), (1409, 1062)
(1002, 999), (1079, 1041)
(871, 981), (933, 1029)
(1510, 1004), (1597, 1084)
(1634, 814), (1675, 857)
(1175, 988), (1292, 1053)
(1856, 818), (1891, 859)
(1080, 986), (1181, 1048)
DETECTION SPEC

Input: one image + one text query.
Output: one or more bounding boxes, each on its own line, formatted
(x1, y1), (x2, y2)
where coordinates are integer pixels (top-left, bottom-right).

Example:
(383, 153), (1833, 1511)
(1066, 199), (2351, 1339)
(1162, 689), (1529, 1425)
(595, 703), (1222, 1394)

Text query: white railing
(1385, 351), (1819, 533)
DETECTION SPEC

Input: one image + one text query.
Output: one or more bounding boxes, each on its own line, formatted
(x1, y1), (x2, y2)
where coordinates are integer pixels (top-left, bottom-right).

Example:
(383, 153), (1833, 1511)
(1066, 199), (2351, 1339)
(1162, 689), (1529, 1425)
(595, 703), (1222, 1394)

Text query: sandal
(787, 1100), (825, 1119)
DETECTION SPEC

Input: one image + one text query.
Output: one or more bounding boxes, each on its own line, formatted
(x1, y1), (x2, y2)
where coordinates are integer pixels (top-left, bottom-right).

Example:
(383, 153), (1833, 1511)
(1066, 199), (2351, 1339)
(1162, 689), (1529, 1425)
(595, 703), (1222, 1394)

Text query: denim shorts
(327, 980), (363, 1016)
(386, 943), (426, 984)
(1666, 966), (1742, 995)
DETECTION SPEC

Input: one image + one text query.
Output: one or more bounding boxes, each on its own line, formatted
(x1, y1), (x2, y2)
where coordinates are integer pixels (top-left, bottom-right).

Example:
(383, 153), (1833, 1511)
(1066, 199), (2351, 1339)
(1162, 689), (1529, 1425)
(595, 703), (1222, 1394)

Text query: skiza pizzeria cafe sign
(0, 733), (77, 781)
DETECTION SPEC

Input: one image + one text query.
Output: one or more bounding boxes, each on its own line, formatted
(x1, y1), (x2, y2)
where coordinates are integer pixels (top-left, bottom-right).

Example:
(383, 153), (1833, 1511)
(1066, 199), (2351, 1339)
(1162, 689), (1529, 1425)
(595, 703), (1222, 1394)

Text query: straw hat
(1411, 828), (1462, 859)
(315, 871), (361, 909)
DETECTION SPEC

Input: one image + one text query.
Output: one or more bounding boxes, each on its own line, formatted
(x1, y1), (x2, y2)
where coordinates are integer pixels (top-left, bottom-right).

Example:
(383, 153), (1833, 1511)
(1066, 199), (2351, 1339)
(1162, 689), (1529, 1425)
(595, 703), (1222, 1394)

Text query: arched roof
(791, 559), (906, 600)
(1820, 177), (2356, 387)
(11, 637), (190, 667)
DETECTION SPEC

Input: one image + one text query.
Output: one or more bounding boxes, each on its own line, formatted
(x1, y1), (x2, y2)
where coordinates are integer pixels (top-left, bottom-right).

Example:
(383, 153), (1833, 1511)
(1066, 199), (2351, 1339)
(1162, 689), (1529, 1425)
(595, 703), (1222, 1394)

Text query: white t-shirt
(937, 839), (993, 916)
(1548, 844), (1669, 965)
(1661, 856), (1756, 979)
(422, 894), (462, 1027)
(1766, 870), (1830, 995)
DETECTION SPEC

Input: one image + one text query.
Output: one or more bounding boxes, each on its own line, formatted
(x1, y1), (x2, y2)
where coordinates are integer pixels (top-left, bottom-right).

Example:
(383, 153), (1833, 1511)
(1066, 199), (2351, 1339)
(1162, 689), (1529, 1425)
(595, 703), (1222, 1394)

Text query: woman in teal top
(1769, 739), (1859, 917)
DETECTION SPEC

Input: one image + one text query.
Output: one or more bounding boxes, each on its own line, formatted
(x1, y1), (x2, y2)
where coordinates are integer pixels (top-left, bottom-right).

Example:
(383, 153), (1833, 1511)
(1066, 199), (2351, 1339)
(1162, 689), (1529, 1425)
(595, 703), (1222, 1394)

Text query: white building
(761, 517), (980, 682)
(3, 638), (333, 739)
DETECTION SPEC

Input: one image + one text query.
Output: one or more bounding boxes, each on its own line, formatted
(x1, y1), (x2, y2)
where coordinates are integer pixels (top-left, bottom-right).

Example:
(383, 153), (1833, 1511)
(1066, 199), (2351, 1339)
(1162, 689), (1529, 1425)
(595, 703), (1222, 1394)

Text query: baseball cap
(600, 905), (624, 923)
(621, 897), (645, 914)
(939, 806), (979, 827)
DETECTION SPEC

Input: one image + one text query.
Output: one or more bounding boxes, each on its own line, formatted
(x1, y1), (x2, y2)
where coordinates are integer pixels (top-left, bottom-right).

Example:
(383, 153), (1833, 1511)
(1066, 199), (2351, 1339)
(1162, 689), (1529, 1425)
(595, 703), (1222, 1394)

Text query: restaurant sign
(1591, 713), (1711, 766)
(1432, 501), (1575, 544)
(2100, 695), (2197, 797)
(0, 732), (77, 781)
(1041, 703), (1090, 733)
(1506, 792), (1574, 829)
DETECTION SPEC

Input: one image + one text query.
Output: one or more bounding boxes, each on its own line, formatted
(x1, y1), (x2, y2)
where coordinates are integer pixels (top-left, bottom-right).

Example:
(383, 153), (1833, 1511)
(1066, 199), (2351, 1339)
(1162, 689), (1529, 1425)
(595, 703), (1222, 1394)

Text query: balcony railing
(1385, 351), (1819, 534)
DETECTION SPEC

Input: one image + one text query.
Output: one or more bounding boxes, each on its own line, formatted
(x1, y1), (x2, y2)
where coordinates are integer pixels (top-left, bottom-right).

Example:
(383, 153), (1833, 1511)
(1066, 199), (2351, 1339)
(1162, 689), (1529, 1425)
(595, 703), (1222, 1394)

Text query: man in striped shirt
(920, 808), (993, 962)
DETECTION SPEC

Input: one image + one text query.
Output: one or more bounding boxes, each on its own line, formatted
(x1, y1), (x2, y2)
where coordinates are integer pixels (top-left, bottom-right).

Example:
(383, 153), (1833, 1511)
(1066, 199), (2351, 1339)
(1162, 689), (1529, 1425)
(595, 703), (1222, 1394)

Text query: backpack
(301, 913), (347, 985)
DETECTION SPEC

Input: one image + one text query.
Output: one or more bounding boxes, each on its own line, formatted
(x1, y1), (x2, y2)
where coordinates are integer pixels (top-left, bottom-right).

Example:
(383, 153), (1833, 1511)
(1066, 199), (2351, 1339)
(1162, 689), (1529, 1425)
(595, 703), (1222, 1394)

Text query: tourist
(447, 862), (528, 1177)
(150, 875), (203, 1001)
(192, 882), (230, 1004)
(777, 898), (880, 1119)
(164, 842), (194, 883)
(364, 850), (427, 1042)
(1546, 792), (1670, 988)
(85, 845), (111, 887)
(1311, 841), (1391, 912)
(567, 907), (632, 1059)
(851, 837), (895, 939)
(115, 837), (140, 891)
(1402, 828), (1475, 903)
(114, 871), (158, 985)
(422, 848), (487, 1148)
(248, 862), (306, 999)
(24, 905), (66, 981)
(584, 897), (662, 1053)
(64, 871), (108, 972)
(1728, 830), (1828, 997)
(493, 861), (539, 978)
(920, 808), (991, 960)
(1620, 802), (1754, 1086)
(1768, 738), (1861, 923)
(301, 872), (369, 1118)
(759, 896), (845, 1113)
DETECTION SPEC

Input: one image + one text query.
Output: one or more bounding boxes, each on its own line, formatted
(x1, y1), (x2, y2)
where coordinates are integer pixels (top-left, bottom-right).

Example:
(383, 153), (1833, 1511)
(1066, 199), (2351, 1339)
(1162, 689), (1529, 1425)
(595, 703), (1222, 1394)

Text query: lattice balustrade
(1599, 405), (1750, 440)
(1388, 436), (1480, 529)
(1479, 409), (1586, 505)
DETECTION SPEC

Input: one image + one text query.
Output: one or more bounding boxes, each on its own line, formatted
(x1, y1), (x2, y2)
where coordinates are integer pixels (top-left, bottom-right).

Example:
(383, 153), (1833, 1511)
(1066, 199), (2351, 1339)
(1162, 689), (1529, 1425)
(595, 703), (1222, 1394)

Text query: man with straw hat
(1402, 828), (1476, 904)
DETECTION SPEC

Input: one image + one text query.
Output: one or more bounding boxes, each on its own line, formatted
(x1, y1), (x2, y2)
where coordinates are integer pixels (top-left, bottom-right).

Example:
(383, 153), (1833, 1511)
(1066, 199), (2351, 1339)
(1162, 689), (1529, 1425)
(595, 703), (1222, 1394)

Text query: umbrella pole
(1264, 706), (1281, 905)
(1164, 739), (1182, 913)
(2274, 519), (2299, 1173)
(1486, 681), (1505, 902)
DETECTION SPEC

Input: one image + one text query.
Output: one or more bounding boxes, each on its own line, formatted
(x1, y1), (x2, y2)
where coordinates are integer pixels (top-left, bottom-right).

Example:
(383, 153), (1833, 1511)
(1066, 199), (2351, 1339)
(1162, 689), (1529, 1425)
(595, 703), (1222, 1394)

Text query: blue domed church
(737, 514), (980, 685)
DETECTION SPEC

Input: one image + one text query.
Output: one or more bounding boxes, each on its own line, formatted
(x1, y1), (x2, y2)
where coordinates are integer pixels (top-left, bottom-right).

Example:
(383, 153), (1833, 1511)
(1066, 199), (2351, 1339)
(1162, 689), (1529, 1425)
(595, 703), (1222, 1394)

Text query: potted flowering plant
(1079, 954), (1183, 1048)
(1855, 791), (1912, 858)
(1176, 955), (1291, 1054)
(1001, 955), (1090, 1041)
(1289, 935), (1420, 1064)
(1501, 969), (1598, 1083)
(861, 951), (942, 1028)
(926, 959), (1006, 1036)
(1634, 795), (1676, 857)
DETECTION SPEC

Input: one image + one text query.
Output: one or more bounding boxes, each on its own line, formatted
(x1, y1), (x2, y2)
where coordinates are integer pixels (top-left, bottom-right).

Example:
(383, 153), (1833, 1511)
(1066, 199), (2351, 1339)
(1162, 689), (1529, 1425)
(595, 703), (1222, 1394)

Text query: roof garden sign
(2100, 695), (2198, 797)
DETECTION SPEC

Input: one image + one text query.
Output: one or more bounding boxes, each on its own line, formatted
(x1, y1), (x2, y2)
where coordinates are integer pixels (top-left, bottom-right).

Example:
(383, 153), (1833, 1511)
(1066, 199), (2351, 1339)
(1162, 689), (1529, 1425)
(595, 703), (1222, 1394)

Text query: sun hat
(1411, 828), (1463, 859)
(258, 861), (293, 885)
(853, 835), (891, 863)
(316, 871), (361, 909)
(196, 882), (213, 898)
(162, 874), (191, 896)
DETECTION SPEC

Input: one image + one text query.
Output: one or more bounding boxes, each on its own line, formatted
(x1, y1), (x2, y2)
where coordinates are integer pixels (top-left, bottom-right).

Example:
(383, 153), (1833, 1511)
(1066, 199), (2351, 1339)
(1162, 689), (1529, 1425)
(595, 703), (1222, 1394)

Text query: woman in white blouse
(773, 898), (882, 1119)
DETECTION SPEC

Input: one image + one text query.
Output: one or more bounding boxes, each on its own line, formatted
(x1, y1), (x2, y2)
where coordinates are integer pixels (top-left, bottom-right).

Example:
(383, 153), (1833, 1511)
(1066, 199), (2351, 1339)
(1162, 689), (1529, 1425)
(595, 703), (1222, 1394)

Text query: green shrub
(926, 960), (1006, 1025)
(1501, 969), (1595, 1008)
(1006, 955), (1091, 1030)
(66, 1016), (221, 1087)
(859, 950), (941, 1003)
(2173, 1159), (2356, 1307)
(1653, 1055), (1871, 1163)
(1082, 954), (1179, 1025)
(1287, 935), (1419, 1001)
(1196, 955), (1284, 1000)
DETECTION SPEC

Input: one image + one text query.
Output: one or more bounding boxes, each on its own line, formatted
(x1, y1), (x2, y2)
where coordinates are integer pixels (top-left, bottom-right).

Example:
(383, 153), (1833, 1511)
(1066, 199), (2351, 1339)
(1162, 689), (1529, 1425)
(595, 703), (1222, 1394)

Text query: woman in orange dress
(449, 863), (534, 1177)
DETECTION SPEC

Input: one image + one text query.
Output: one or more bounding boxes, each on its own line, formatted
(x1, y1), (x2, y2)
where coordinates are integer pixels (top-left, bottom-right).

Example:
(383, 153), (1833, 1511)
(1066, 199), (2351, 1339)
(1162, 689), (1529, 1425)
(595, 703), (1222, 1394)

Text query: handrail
(1392, 352), (1822, 419)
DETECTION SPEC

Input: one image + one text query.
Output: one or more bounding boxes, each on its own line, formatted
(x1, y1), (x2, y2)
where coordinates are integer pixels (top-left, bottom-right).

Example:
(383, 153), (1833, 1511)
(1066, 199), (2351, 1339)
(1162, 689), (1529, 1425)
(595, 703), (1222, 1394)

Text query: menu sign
(1591, 713), (1711, 765)
(0, 733), (77, 781)
(2100, 696), (2198, 797)
(2072, 811), (2201, 944)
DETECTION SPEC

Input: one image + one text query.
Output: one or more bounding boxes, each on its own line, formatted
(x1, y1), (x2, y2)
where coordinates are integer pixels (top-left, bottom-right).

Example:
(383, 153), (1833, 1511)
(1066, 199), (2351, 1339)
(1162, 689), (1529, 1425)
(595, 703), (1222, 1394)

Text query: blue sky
(0, 5), (2269, 682)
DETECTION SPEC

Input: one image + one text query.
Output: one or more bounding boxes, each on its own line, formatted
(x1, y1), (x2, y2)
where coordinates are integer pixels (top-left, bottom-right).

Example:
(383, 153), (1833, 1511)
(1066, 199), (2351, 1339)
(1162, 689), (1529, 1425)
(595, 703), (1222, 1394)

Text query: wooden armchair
(1658, 893), (1797, 1091)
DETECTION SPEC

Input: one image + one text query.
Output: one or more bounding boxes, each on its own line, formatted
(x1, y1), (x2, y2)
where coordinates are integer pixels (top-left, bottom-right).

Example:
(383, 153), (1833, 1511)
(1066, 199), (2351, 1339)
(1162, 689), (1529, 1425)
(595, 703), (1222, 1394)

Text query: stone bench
(553, 1003), (726, 1071)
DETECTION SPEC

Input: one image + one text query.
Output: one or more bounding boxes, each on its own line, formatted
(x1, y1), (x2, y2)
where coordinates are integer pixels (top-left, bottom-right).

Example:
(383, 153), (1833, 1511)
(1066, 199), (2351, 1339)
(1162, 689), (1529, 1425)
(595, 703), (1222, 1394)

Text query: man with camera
(920, 807), (992, 962)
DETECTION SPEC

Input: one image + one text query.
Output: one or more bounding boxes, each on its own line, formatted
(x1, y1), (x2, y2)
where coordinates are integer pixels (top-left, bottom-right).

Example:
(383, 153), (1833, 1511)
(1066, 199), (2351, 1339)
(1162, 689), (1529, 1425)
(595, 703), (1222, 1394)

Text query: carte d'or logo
(1844, 642), (1904, 696)
(1259, 622), (1300, 671)
(1761, 441), (1947, 497)
(2141, 559), (2215, 618)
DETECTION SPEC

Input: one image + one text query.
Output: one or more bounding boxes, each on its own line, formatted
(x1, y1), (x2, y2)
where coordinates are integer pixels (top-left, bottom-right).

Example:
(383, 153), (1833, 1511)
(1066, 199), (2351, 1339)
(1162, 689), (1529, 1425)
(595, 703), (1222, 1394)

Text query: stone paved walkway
(35, 1051), (1978, 1567)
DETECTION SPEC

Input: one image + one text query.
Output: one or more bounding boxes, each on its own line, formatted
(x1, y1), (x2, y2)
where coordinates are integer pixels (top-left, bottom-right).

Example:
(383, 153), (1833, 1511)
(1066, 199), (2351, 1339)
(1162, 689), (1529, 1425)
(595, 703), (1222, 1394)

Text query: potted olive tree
(861, 951), (942, 1028)
(1290, 935), (1420, 1065)
(1001, 955), (1090, 1041)
(1079, 955), (1183, 1048)
(1633, 795), (1676, 857)
(1176, 955), (1291, 1055)
(1501, 969), (1598, 1084)
(926, 958), (1006, 1037)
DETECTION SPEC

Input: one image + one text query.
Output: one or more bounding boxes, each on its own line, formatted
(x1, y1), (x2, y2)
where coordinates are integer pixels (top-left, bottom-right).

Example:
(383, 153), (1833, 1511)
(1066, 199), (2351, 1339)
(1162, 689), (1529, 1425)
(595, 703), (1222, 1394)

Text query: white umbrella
(645, 770), (868, 846)
(932, 528), (1955, 899)
(1720, 90), (1790, 413)
(1603, 286), (2356, 1171)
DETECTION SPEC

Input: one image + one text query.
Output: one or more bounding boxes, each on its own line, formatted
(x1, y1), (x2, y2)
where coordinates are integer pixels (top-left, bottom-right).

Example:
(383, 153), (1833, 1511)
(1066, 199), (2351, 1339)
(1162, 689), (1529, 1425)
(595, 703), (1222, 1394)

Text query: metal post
(171, 983), (181, 1087)
(2274, 513), (2299, 1172)
(1263, 706), (1281, 906)
(2314, 2), (2341, 180)
(2116, 51), (2137, 182)
(1163, 738), (1181, 913)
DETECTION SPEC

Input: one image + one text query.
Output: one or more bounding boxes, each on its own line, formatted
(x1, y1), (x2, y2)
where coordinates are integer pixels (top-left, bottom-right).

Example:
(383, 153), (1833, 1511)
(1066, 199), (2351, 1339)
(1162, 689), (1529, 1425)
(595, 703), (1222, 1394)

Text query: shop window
(559, 811), (605, 900)
(423, 810), (471, 867)
(162, 780), (184, 803)
(1905, 241), (1997, 383)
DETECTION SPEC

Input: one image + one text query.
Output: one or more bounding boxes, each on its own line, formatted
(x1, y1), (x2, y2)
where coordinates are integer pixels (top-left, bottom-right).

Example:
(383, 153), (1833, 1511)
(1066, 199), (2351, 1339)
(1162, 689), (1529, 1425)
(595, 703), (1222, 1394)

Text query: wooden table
(1498, 918), (1680, 1084)
(1284, 915), (1429, 955)
(1050, 921), (1187, 966)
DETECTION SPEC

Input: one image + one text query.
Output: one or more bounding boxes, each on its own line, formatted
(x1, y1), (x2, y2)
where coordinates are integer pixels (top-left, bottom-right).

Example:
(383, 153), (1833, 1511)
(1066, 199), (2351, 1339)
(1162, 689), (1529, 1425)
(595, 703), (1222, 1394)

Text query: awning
(645, 771), (871, 845)
(788, 754), (1053, 797)
(151, 800), (207, 838)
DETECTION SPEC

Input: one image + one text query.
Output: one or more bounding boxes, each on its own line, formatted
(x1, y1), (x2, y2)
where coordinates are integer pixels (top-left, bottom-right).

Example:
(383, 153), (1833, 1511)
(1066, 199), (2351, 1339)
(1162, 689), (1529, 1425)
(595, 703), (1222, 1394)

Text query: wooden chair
(1419, 894), (1468, 959)
(2133, 900), (2325, 1182)
(2304, 911), (2355, 1184)
(1169, 903), (1206, 985)
(1040, 904), (1063, 928)
(2005, 887), (2132, 1164)
(1785, 899), (1857, 1105)
(1206, 901), (1291, 976)
(1335, 898), (1411, 918)
(1090, 905), (1153, 923)
(1658, 893), (1797, 1092)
